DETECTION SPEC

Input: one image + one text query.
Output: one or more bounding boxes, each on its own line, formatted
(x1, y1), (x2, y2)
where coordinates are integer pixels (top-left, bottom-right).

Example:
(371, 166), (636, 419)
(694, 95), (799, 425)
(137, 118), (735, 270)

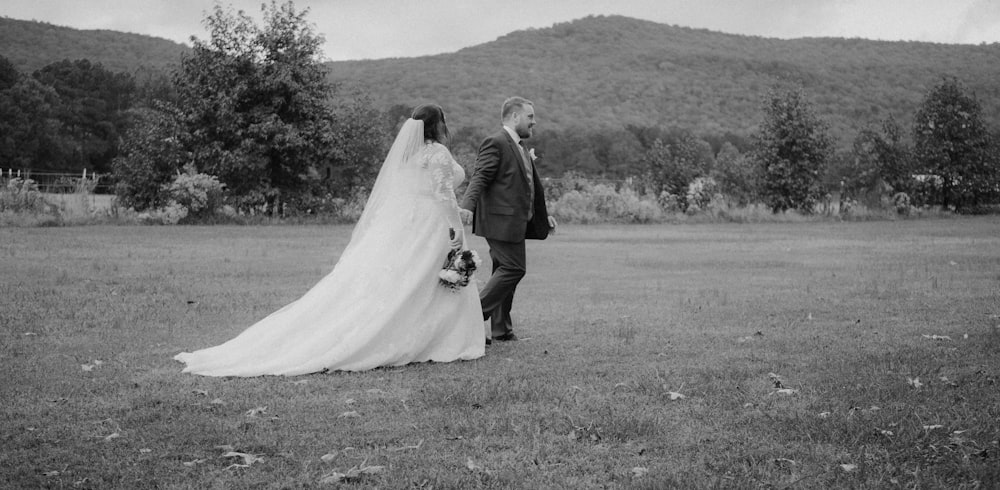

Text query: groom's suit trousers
(480, 237), (526, 338)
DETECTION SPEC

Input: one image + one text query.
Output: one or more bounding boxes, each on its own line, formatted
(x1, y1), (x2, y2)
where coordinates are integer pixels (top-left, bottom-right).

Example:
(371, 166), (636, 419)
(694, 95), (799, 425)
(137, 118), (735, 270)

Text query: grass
(1, 218), (999, 489)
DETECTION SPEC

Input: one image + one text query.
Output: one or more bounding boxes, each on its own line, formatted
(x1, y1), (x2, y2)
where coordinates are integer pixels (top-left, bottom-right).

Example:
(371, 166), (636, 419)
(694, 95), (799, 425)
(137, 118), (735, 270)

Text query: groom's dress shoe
(494, 333), (518, 342)
(486, 337), (492, 345)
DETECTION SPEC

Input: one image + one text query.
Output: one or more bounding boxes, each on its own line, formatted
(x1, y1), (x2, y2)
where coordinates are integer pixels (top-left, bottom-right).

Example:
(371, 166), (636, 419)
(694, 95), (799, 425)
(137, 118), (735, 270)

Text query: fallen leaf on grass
(666, 392), (686, 400)
(338, 411), (361, 418)
(840, 464), (857, 472)
(191, 389), (208, 396)
(773, 388), (798, 395)
(939, 376), (958, 386)
(221, 451), (263, 466)
(775, 458), (796, 465)
(922, 334), (952, 341)
(818, 412), (831, 419)
(103, 431), (121, 441)
(181, 459), (204, 467)
(245, 406), (268, 417)
(320, 452), (338, 463)
(466, 457), (483, 472)
(319, 472), (347, 484)
(319, 465), (384, 484)
(344, 398), (356, 405)
(81, 364), (94, 372)
(907, 377), (923, 389)
(139, 448), (152, 453)
(389, 439), (423, 451)
(23, 332), (38, 336)
(878, 429), (894, 436)
(631, 467), (649, 477)
(923, 424), (944, 431)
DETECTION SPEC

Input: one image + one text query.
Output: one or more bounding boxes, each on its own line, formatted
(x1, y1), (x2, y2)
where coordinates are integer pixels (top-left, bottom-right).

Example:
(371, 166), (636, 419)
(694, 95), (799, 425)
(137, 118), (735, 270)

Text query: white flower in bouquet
(528, 148), (537, 161)
(439, 270), (462, 283)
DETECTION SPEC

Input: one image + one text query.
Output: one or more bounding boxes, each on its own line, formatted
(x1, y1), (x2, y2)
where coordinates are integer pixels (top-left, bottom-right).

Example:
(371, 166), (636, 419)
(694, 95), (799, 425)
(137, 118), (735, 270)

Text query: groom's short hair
(501, 96), (533, 121)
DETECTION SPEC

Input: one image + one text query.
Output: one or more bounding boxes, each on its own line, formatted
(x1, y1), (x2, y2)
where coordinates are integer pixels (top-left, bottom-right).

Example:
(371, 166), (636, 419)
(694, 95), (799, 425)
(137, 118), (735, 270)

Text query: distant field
(1, 219), (998, 488)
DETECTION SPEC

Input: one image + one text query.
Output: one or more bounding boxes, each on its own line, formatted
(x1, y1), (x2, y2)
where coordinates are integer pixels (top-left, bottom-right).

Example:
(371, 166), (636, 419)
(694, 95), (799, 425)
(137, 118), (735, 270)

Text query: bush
(685, 177), (719, 211)
(550, 184), (663, 223)
(136, 201), (189, 225)
(0, 178), (48, 213)
(161, 166), (226, 221)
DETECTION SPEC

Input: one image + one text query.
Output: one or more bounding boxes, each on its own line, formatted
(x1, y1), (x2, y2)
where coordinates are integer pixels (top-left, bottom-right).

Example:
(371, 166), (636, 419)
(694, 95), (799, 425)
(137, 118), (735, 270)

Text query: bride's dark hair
(411, 104), (450, 143)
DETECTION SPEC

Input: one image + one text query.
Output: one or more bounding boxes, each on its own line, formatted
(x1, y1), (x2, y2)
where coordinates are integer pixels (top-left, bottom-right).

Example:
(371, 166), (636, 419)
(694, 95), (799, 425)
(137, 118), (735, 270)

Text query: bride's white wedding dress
(174, 120), (485, 376)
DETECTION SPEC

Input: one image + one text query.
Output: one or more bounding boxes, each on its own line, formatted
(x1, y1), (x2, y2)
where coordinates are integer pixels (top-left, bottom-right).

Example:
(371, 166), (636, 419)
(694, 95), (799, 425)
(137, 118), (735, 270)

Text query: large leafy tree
(112, 104), (189, 210)
(0, 73), (67, 170)
(750, 86), (832, 213)
(846, 115), (913, 201)
(711, 141), (755, 205)
(641, 131), (713, 208)
(173, 1), (341, 209)
(32, 59), (136, 173)
(913, 77), (996, 210)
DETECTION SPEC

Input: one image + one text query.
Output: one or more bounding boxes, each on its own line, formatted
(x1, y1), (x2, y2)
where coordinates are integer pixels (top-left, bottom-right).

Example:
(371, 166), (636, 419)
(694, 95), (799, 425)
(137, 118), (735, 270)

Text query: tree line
(2, 1), (997, 219)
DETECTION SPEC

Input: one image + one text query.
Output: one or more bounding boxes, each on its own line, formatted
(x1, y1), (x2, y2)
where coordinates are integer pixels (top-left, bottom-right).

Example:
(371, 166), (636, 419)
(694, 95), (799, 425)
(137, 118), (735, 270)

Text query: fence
(1, 168), (114, 194)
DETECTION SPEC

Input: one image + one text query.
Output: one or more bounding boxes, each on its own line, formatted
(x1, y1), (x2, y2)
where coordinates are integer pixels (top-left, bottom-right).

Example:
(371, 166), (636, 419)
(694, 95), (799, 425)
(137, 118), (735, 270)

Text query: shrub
(685, 177), (719, 211)
(550, 184), (663, 223)
(0, 178), (49, 213)
(137, 201), (189, 225)
(161, 165), (226, 221)
(893, 192), (912, 216)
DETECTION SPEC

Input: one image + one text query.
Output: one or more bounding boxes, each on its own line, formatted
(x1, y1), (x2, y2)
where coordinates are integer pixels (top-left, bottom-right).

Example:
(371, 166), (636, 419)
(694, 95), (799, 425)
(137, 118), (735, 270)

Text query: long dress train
(174, 123), (484, 376)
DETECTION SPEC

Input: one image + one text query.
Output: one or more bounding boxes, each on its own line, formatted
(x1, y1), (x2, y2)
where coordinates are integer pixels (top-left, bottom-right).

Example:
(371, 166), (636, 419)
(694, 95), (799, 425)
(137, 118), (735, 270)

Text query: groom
(459, 96), (557, 344)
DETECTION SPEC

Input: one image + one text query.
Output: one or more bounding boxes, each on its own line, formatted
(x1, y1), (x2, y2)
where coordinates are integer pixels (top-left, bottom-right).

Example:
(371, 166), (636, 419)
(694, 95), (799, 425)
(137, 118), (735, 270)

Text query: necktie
(518, 140), (532, 176)
(518, 140), (534, 220)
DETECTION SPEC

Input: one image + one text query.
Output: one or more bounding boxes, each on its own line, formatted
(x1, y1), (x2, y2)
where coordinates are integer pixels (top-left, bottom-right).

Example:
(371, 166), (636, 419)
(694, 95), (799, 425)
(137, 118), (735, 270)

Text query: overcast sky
(4, 0), (999, 61)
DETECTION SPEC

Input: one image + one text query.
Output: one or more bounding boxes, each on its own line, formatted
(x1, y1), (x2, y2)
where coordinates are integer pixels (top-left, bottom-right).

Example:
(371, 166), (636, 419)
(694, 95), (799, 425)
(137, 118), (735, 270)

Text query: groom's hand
(548, 215), (557, 232)
(459, 208), (473, 224)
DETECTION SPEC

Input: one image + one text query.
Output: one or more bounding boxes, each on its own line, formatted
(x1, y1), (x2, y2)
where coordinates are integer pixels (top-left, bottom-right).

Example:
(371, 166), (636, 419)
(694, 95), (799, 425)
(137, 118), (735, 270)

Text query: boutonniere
(528, 148), (537, 161)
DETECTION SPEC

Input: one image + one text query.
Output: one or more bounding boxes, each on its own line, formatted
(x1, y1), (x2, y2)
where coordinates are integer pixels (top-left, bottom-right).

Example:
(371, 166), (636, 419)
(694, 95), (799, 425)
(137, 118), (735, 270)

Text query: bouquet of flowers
(439, 228), (482, 291)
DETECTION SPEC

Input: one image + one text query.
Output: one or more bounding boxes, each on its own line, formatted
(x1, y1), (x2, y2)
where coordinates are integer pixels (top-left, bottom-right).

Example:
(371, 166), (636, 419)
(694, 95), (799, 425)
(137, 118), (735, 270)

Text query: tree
(750, 86), (832, 213)
(0, 77), (66, 170)
(846, 115), (913, 204)
(0, 55), (19, 91)
(712, 141), (755, 204)
(112, 104), (188, 210)
(32, 59), (136, 173)
(173, 1), (341, 210)
(913, 77), (996, 210)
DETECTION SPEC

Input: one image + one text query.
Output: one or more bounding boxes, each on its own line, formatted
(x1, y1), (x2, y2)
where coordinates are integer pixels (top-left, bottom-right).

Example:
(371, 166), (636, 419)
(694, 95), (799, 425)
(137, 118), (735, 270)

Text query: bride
(174, 104), (485, 376)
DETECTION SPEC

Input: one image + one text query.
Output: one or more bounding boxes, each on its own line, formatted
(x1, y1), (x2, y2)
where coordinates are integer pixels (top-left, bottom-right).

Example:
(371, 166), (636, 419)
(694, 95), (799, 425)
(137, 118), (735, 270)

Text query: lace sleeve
(425, 144), (459, 203)
(424, 143), (464, 237)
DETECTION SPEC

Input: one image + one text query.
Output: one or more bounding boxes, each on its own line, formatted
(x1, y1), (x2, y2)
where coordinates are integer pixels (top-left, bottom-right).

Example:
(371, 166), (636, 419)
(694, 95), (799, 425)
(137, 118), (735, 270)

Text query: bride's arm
(427, 144), (466, 245)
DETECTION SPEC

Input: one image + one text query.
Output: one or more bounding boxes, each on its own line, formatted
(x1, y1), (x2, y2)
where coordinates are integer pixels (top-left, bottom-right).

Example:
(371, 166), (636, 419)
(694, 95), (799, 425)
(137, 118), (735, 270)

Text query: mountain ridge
(3, 14), (998, 149)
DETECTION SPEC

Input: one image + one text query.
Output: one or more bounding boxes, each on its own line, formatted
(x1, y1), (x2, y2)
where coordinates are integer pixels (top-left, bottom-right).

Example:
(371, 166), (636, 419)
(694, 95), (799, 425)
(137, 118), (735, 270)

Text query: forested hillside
(327, 15), (1000, 148)
(0, 16), (188, 74)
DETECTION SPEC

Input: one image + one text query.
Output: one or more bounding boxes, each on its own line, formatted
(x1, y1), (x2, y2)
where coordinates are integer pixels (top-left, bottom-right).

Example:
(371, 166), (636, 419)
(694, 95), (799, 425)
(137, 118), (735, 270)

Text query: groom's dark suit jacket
(461, 129), (550, 242)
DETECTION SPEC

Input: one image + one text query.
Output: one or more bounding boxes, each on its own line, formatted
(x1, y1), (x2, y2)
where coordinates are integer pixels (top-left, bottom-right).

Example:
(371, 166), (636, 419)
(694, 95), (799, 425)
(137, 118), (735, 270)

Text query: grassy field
(1, 219), (998, 489)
